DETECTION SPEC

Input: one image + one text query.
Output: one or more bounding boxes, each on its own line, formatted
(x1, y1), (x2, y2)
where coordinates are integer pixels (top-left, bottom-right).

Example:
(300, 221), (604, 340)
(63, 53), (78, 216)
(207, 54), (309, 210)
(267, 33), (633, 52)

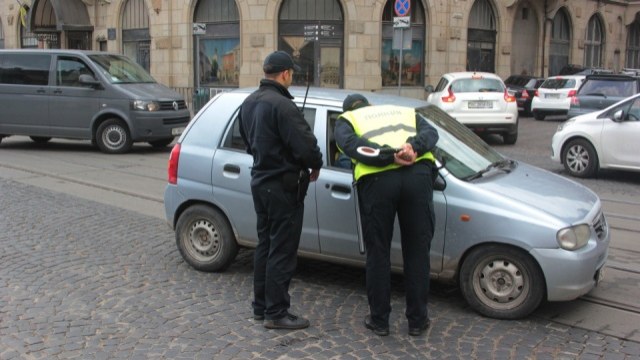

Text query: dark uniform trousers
(251, 179), (304, 320)
(358, 161), (435, 328)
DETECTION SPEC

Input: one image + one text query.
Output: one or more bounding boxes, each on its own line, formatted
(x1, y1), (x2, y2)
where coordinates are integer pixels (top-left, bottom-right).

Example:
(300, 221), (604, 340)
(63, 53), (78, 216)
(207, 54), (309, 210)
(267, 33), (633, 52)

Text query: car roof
(543, 75), (586, 81)
(442, 72), (503, 81)
(0, 49), (125, 57)
(227, 86), (429, 109)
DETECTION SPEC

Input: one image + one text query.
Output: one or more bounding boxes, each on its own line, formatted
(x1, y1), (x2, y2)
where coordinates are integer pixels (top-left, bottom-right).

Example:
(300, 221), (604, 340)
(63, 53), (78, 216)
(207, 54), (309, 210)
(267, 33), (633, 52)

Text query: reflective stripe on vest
(340, 105), (435, 180)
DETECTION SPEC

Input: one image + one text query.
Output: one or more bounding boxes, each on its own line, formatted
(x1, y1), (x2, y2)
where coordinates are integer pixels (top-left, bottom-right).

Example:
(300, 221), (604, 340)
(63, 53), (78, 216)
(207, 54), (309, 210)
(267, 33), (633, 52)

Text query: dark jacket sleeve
(406, 114), (439, 157)
(334, 117), (396, 167)
(277, 102), (323, 170)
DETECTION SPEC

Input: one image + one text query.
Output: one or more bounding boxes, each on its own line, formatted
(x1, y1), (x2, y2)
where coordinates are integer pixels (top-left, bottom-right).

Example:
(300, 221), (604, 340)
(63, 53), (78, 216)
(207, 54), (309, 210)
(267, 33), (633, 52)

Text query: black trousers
(358, 162), (435, 328)
(251, 179), (304, 320)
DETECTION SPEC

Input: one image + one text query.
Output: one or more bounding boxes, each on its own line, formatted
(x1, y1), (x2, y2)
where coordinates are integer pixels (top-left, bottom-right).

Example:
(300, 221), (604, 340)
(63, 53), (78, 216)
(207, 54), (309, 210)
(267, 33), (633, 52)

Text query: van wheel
(562, 138), (598, 178)
(96, 119), (132, 154)
(30, 136), (52, 143)
(460, 245), (544, 319)
(175, 205), (238, 272)
(148, 137), (174, 148)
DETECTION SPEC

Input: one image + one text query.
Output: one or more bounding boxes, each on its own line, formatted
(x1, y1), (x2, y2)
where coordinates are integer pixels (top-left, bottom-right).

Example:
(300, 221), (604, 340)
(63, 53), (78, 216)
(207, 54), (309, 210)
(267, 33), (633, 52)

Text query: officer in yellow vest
(335, 94), (439, 337)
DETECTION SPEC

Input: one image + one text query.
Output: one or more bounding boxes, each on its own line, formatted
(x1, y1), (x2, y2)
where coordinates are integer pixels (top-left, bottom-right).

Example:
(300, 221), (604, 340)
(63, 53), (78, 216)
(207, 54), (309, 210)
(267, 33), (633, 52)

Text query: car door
(600, 97), (640, 169)
(49, 55), (101, 138)
(316, 107), (447, 274)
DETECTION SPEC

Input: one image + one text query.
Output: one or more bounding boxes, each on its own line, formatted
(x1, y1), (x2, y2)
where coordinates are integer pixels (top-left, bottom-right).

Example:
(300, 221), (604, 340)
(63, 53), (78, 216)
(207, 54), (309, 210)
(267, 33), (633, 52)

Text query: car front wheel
(562, 138), (598, 178)
(175, 205), (238, 272)
(96, 119), (132, 154)
(460, 245), (545, 319)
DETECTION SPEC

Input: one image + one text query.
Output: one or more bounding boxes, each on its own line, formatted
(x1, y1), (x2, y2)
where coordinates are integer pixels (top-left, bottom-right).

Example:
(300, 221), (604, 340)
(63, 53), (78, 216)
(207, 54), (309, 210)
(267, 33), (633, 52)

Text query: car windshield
(451, 78), (504, 93)
(542, 78), (574, 89)
(579, 79), (636, 97)
(89, 54), (155, 84)
(416, 105), (505, 179)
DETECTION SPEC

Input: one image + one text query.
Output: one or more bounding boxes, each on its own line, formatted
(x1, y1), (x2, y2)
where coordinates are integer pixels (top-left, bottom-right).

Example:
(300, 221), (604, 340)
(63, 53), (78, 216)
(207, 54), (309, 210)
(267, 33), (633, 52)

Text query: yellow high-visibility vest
(339, 105), (435, 180)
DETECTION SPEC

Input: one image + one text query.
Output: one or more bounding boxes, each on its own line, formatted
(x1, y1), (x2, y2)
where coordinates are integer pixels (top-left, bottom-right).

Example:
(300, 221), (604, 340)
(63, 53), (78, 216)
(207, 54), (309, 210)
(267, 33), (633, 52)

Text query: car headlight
(556, 118), (575, 132)
(132, 100), (160, 111)
(557, 224), (591, 250)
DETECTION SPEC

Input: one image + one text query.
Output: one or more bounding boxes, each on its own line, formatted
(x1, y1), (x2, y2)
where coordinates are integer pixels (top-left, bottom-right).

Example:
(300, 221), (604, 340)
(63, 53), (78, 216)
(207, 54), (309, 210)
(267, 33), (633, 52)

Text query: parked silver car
(164, 87), (609, 320)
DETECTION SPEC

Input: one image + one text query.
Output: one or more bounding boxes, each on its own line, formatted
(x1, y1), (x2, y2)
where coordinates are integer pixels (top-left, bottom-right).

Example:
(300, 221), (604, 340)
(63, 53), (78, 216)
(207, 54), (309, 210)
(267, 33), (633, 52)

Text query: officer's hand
(394, 143), (416, 166)
(309, 168), (320, 182)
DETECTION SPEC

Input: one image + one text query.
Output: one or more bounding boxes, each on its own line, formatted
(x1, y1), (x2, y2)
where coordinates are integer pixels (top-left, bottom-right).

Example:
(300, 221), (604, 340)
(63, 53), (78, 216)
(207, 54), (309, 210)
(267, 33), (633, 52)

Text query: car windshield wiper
(465, 159), (515, 181)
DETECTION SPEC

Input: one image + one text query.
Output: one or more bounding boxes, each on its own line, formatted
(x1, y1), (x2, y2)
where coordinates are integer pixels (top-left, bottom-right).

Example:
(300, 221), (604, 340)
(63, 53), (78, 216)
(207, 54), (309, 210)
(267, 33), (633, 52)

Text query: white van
(0, 49), (191, 153)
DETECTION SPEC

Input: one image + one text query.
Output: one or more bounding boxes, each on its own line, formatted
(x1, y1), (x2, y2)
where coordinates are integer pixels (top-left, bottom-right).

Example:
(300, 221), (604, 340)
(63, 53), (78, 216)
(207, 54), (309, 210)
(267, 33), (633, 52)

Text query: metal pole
(353, 181), (365, 255)
(398, 28), (404, 96)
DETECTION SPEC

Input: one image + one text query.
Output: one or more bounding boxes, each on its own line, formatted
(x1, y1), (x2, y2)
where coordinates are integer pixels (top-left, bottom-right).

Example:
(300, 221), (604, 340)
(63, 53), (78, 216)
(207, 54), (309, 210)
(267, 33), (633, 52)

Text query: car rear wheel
(30, 136), (52, 143)
(533, 112), (545, 121)
(562, 138), (598, 178)
(460, 245), (544, 319)
(175, 204), (238, 272)
(96, 119), (132, 154)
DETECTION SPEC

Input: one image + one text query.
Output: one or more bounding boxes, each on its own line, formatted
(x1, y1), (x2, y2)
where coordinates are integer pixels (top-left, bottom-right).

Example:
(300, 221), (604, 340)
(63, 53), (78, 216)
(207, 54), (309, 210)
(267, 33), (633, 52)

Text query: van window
(88, 54), (155, 84)
(56, 57), (95, 87)
(0, 53), (50, 85)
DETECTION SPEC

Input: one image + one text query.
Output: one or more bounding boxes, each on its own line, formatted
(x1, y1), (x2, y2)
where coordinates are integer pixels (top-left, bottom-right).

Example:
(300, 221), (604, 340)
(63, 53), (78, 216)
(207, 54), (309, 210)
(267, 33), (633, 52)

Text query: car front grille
(593, 212), (608, 241)
(163, 116), (190, 125)
(159, 100), (187, 111)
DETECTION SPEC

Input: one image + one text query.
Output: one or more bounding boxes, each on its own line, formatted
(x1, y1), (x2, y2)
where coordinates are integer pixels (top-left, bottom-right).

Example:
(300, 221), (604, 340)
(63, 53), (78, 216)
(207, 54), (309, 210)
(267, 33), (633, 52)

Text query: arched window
(584, 14), (604, 68)
(20, 23), (38, 49)
(626, 20), (640, 69)
(549, 8), (571, 76)
(193, 0), (240, 88)
(467, 0), (496, 73)
(278, 0), (344, 88)
(122, 0), (151, 71)
(381, 0), (426, 87)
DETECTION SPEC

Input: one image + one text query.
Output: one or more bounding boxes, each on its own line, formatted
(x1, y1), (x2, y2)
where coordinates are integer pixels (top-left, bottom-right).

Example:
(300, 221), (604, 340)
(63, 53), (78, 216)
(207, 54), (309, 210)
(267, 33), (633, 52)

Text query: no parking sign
(394, 0), (410, 17)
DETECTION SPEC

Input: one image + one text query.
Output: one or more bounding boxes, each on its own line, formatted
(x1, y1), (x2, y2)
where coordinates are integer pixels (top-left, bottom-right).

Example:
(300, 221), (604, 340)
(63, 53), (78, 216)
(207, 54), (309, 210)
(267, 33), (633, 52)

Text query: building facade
(2, 0), (640, 107)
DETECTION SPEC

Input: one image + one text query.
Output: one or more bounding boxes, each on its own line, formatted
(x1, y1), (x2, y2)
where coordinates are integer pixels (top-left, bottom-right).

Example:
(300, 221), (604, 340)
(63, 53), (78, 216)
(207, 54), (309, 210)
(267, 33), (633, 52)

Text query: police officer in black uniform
(335, 94), (439, 336)
(239, 51), (323, 330)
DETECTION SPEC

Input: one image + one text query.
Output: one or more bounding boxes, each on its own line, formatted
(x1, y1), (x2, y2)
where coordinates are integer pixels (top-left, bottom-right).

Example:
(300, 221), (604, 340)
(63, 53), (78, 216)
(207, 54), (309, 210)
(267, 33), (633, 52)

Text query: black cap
(343, 94), (370, 112)
(263, 51), (302, 74)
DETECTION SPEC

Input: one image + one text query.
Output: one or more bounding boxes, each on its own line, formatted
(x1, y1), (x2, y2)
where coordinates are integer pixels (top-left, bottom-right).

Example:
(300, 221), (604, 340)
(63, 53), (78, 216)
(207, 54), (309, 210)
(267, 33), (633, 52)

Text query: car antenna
(300, 65), (310, 113)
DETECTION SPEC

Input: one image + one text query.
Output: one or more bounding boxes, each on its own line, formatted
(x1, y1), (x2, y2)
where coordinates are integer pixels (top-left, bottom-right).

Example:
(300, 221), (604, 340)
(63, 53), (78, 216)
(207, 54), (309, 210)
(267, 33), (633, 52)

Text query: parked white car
(531, 75), (585, 121)
(551, 92), (640, 177)
(426, 72), (519, 144)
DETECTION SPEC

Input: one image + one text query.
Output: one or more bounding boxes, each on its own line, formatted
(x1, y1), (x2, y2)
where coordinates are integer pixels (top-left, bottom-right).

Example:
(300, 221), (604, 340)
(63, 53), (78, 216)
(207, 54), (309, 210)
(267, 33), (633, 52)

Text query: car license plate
(172, 127), (185, 136)
(545, 93), (560, 99)
(596, 266), (606, 286)
(468, 100), (492, 109)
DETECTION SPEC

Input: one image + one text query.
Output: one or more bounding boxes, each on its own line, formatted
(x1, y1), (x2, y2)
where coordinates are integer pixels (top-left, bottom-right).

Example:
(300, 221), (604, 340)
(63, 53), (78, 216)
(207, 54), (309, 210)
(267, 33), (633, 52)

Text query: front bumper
(130, 109), (191, 140)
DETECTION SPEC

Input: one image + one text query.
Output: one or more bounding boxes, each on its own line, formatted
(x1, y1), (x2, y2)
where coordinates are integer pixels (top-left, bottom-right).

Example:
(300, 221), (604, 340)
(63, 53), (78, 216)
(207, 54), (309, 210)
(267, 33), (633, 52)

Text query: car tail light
(521, 90), (530, 99)
(504, 90), (516, 102)
(534, 89), (540, 97)
(441, 88), (456, 103)
(567, 89), (577, 98)
(168, 143), (181, 184)
(570, 94), (579, 106)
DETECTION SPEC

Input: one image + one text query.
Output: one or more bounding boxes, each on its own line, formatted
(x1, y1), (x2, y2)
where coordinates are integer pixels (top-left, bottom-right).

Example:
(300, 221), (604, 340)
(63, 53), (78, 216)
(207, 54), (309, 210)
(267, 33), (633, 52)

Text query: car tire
(30, 136), (52, 143)
(460, 244), (545, 319)
(148, 137), (174, 148)
(175, 204), (238, 272)
(561, 138), (598, 178)
(503, 131), (517, 145)
(96, 119), (132, 154)
(533, 112), (545, 121)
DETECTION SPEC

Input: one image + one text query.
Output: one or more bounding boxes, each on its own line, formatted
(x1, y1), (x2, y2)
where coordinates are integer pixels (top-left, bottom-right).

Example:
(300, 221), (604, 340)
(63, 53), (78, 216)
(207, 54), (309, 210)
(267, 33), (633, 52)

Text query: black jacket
(239, 79), (323, 186)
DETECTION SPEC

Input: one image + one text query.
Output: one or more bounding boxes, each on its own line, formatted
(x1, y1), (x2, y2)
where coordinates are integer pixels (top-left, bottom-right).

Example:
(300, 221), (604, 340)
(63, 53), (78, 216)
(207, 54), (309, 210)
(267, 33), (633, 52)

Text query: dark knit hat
(343, 94), (370, 112)
(263, 51), (301, 74)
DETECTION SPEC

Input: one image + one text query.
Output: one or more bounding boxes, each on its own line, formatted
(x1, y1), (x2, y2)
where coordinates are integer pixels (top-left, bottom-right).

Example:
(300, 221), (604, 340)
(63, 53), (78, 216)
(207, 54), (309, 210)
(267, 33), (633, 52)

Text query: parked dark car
(567, 74), (640, 119)
(557, 64), (613, 76)
(504, 75), (544, 116)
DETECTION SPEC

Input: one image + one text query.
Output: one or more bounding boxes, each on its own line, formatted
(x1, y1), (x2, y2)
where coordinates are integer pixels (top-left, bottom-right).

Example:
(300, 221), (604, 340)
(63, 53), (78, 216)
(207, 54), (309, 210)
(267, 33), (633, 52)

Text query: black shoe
(254, 314), (264, 321)
(408, 319), (431, 336)
(264, 313), (310, 330)
(364, 315), (389, 336)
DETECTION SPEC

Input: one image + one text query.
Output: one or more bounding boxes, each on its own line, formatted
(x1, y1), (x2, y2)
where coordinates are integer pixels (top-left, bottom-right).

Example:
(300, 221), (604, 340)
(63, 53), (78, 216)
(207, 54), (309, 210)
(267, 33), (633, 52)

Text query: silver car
(164, 87), (609, 320)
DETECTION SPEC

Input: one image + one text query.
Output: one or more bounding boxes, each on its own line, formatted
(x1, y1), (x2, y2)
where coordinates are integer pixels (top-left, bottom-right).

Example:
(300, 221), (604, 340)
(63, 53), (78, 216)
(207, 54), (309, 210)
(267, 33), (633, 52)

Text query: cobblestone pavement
(1, 178), (640, 359)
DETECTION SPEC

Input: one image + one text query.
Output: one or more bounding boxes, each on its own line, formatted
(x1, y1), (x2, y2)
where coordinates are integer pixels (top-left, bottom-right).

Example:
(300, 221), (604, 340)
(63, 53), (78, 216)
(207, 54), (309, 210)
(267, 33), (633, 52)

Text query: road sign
(393, 16), (410, 28)
(394, 0), (410, 17)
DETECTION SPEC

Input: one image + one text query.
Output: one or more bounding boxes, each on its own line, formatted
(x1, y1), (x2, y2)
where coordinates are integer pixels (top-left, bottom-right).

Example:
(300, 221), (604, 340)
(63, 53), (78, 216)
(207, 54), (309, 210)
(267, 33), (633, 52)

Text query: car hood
(116, 83), (184, 101)
(474, 162), (598, 224)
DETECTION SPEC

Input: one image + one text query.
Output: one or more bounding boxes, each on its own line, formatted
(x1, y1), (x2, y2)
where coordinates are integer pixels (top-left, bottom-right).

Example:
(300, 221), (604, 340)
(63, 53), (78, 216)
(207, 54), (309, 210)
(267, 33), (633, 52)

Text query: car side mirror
(612, 109), (624, 121)
(79, 74), (102, 89)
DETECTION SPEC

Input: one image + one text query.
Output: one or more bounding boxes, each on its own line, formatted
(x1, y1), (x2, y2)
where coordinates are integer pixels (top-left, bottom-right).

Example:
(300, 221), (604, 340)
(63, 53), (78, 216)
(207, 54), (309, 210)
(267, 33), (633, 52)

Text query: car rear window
(451, 78), (504, 93)
(541, 78), (575, 89)
(578, 79), (637, 97)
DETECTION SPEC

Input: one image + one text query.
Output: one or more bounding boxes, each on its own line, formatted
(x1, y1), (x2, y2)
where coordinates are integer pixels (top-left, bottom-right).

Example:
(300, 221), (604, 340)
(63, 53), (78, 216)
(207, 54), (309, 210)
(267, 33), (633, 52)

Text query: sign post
(393, 0), (411, 95)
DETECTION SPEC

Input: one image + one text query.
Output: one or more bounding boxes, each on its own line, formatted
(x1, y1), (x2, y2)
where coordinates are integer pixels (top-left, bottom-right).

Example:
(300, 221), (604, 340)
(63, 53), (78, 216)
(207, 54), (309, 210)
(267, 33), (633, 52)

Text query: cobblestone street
(1, 179), (640, 359)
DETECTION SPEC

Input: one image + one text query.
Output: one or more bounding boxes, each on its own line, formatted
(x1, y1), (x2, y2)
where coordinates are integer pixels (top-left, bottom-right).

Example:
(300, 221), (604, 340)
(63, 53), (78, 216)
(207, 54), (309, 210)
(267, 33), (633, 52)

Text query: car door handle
(53, 89), (62, 94)
(223, 164), (240, 174)
(37, 88), (46, 94)
(330, 184), (351, 194)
